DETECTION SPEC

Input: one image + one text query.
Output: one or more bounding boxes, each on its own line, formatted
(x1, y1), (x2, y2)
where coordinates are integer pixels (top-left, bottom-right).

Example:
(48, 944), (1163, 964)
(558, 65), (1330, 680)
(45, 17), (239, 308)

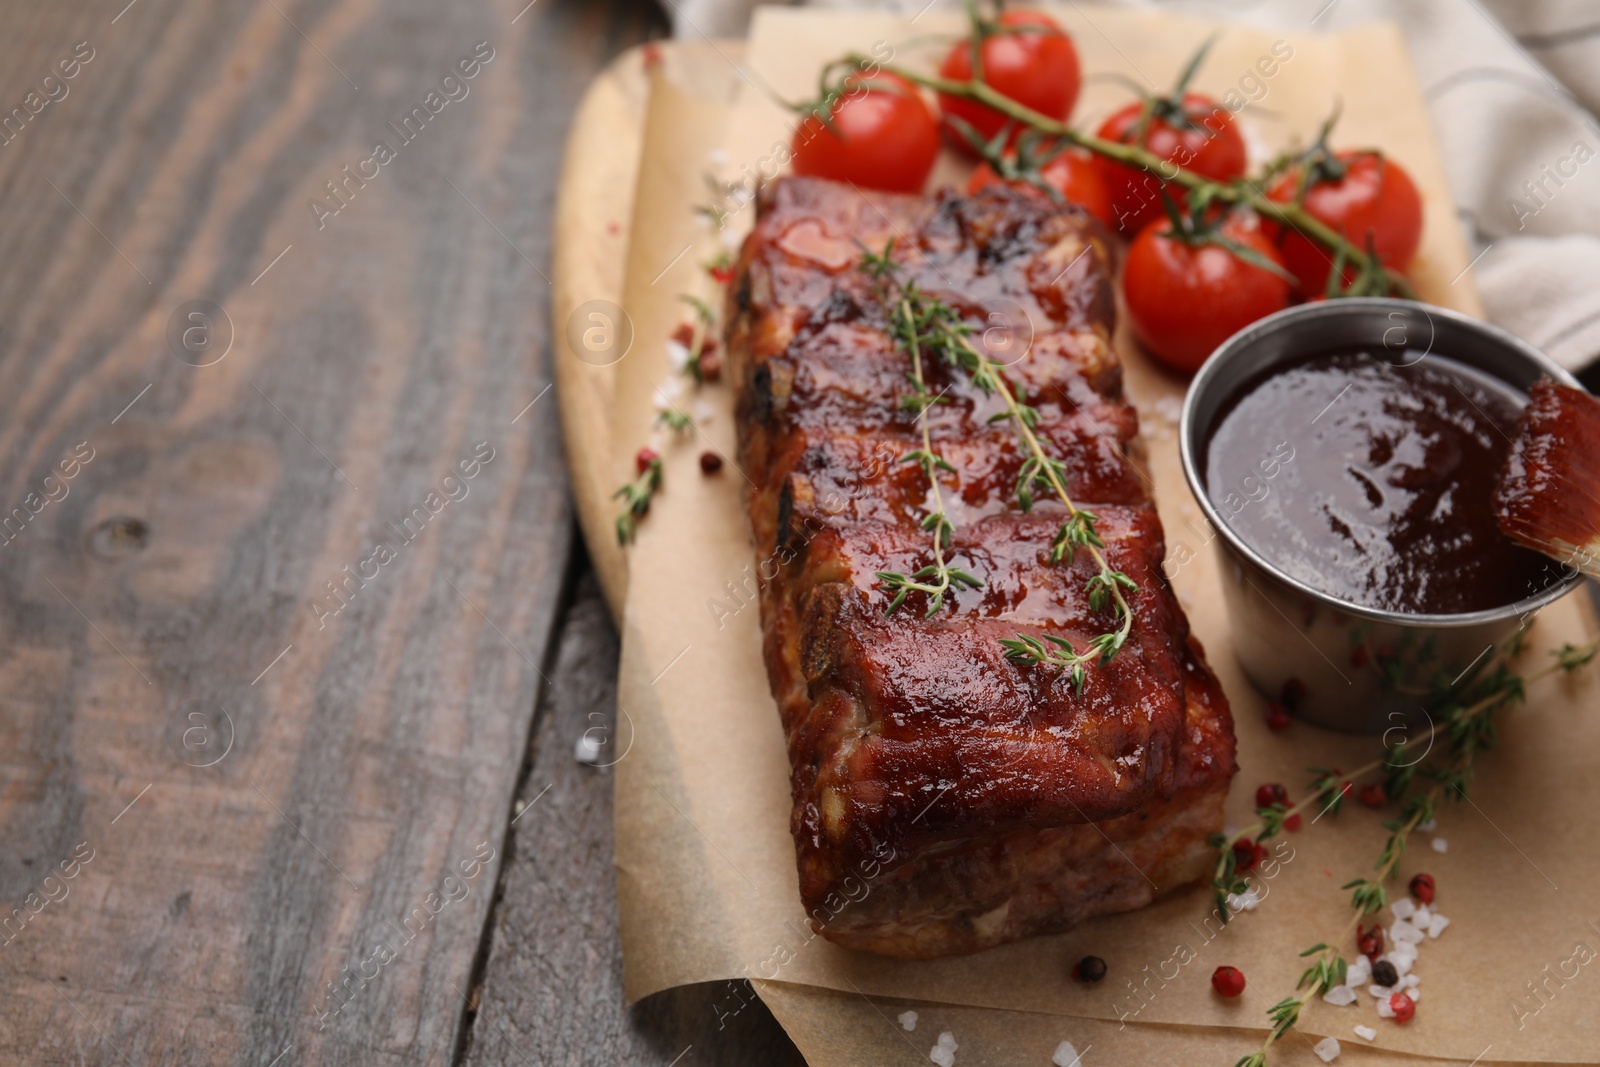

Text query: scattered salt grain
(1417, 817), (1437, 832)
(1403, 974), (1420, 989)
(899, 1011), (918, 1032)
(1370, 984), (1395, 1001)
(693, 397), (716, 424)
(1353, 1025), (1377, 1041)
(1388, 954), (1414, 979)
(665, 339), (690, 370)
(930, 1031), (958, 1065)
(709, 147), (729, 166)
(1412, 904), (1432, 925)
(1227, 888), (1261, 912)
(1406, 987), (1421, 1002)
(1323, 984), (1358, 1006)
(1391, 920), (1424, 944)
(1052, 1040), (1084, 1067)
(1346, 955), (1371, 986)
(1431, 837), (1449, 853)
(1390, 898), (1416, 921)
(574, 731), (602, 764)
(1426, 914), (1451, 939)
(937, 1032), (957, 1050)
(1314, 1036), (1341, 1062)
(1376, 996), (1395, 1019)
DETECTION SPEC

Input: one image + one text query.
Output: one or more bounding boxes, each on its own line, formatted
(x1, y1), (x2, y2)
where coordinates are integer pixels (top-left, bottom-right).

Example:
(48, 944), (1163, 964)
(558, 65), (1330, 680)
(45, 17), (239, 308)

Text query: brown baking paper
(608, 9), (1600, 1064)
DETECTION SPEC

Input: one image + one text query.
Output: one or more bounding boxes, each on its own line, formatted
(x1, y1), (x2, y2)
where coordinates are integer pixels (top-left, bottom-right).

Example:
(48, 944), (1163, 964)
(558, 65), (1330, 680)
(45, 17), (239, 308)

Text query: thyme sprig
(1226, 638), (1597, 1067)
(679, 294), (717, 385)
(858, 242), (1137, 688)
(613, 454), (663, 546)
(866, 245), (983, 617)
(655, 408), (693, 433)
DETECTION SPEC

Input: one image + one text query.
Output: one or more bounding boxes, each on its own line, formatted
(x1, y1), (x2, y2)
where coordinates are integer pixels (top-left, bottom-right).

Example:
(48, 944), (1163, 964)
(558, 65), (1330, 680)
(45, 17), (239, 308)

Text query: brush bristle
(1495, 378), (1600, 579)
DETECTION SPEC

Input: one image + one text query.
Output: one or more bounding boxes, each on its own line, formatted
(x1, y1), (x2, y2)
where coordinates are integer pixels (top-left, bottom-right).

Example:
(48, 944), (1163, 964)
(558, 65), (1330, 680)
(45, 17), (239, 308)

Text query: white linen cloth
(663, 0), (1600, 372)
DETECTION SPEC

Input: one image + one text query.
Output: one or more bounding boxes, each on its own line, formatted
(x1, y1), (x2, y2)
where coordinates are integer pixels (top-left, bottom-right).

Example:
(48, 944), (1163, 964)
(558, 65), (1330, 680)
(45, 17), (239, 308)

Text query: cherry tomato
(938, 12), (1081, 149)
(1094, 94), (1247, 233)
(790, 71), (938, 193)
(1123, 212), (1291, 373)
(1266, 150), (1423, 297)
(966, 147), (1114, 228)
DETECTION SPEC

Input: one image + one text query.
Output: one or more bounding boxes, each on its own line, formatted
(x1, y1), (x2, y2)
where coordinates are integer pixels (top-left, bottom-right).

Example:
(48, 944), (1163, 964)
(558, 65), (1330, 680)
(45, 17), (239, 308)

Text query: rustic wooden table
(0, 0), (800, 1062)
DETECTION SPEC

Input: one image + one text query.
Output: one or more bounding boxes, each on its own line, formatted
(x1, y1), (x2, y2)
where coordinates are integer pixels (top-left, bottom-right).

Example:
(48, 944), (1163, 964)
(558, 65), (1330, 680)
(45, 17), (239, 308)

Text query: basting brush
(1495, 377), (1600, 580)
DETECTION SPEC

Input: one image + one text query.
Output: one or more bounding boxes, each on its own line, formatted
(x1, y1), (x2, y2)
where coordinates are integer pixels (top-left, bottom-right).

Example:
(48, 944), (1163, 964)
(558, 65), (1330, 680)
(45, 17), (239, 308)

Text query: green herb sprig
(863, 243), (982, 617)
(859, 242), (1137, 689)
(1226, 638), (1596, 1066)
(613, 455), (663, 546)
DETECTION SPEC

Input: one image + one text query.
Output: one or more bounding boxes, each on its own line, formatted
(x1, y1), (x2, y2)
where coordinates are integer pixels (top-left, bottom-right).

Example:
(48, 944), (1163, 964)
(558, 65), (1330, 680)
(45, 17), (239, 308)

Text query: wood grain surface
(460, 569), (804, 1067)
(0, 0), (761, 1063)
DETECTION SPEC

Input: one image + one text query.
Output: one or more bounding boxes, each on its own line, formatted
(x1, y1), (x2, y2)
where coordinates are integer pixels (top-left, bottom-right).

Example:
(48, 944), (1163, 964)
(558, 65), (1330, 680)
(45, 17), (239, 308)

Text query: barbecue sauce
(1204, 349), (1551, 614)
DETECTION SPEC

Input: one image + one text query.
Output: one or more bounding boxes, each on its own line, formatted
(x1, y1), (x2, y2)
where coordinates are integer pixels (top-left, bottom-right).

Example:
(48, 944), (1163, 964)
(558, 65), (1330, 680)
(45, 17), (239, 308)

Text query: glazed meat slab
(727, 176), (1236, 959)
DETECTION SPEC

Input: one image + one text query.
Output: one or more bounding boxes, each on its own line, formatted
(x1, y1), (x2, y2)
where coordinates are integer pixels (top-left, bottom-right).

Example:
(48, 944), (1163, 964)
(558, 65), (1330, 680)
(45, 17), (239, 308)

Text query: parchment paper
(609, 9), (1600, 1063)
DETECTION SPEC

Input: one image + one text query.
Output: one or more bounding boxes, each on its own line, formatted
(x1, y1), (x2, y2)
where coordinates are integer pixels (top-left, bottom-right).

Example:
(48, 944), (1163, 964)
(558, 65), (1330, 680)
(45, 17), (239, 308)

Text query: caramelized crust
(729, 177), (1236, 957)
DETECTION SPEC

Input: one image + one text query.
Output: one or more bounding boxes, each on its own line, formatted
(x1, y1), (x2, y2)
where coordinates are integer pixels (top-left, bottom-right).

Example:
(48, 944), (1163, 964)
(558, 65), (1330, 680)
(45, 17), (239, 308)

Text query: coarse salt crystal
(1354, 1025), (1378, 1041)
(1227, 889), (1261, 912)
(937, 1032), (957, 1050)
(1391, 898), (1416, 921)
(1391, 920), (1424, 944)
(1323, 984), (1358, 1006)
(1052, 1040), (1083, 1067)
(1417, 817), (1436, 832)
(1370, 984), (1394, 1001)
(930, 1047), (954, 1067)
(1431, 837), (1448, 853)
(1413, 904), (1432, 925)
(1390, 954), (1413, 978)
(899, 1011), (918, 1031)
(1376, 996), (1395, 1018)
(1427, 914), (1451, 939)
(1403, 974), (1420, 989)
(1314, 1036), (1342, 1062)
(693, 397), (715, 423)
(1346, 956), (1372, 986)
(574, 731), (602, 764)
(1408, 987), (1422, 1002)
(665, 340), (690, 370)
(1388, 942), (1417, 965)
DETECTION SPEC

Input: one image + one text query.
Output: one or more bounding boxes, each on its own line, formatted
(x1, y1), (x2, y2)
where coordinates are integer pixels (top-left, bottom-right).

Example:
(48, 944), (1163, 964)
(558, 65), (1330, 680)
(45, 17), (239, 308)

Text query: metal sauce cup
(1178, 298), (1584, 733)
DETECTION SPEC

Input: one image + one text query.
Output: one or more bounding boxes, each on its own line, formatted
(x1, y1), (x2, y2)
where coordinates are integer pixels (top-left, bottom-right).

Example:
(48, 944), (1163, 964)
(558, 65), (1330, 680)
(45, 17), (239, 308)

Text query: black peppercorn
(1073, 955), (1107, 983)
(1371, 959), (1399, 988)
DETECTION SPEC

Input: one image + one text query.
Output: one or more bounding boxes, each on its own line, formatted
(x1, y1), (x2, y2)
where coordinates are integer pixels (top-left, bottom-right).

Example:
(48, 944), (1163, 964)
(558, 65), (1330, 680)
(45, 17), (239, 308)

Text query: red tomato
(1094, 94), (1247, 233)
(938, 12), (1081, 149)
(790, 71), (938, 193)
(966, 147), (1115, 228)
(1266, 150), (1424, 297)
(1123, 213), (1291, 373)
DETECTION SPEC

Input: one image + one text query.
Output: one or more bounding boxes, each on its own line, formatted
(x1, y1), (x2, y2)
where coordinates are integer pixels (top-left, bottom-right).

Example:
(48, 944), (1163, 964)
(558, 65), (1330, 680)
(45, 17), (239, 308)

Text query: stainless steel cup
(1178, 298), (1584, 733)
